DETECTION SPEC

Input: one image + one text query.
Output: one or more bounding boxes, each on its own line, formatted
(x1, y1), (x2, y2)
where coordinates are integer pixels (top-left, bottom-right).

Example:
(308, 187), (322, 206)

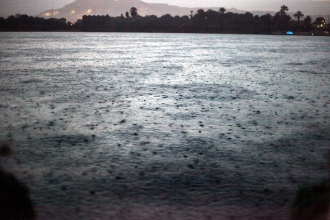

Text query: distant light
(87, 9), (92, 14)
(287, 31), (293, 35)
(71, 10), (75, 14)
(53, 11), (59, 15)
(44, 12), (51, 17)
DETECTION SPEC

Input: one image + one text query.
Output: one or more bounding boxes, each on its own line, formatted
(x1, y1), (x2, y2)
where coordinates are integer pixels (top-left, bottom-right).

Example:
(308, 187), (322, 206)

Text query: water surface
(0, 32), (330, 219)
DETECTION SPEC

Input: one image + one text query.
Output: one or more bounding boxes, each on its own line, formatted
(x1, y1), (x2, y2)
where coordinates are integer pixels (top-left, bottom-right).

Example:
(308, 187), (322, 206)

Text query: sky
(0, 0), (329, 18)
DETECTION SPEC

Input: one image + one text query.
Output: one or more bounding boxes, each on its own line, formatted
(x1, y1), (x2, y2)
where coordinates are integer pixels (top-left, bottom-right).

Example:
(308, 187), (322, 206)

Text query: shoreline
(0, 30), (328, 36)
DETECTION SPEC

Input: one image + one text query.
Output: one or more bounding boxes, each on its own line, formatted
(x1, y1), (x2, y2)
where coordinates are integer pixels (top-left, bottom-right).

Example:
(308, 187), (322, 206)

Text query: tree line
(0, 5), (323, 34)
(111, 5), (315, 34)
(0, 14), (74, 31)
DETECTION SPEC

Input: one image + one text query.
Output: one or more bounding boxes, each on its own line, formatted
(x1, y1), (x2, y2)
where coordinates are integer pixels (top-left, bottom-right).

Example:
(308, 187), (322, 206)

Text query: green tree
(294, 11), (304, 25)
(260, 13), (273, 33)
(206, 9), (219, 26)
(195, 9), (206, 28)
(130, 7), (138, 17)
(197, 9), (205, 15)
(219, 7), (226, 14)
(304, 15), (312, 24)
(302, 15), (313, 32)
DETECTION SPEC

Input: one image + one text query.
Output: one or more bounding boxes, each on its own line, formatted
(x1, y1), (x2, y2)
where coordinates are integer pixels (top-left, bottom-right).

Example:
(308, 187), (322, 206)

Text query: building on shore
(312, 17), (329, 35)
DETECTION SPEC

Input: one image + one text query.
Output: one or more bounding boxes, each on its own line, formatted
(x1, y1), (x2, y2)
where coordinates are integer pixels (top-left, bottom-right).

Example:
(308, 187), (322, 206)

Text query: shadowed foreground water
(0, 32), (330, 219)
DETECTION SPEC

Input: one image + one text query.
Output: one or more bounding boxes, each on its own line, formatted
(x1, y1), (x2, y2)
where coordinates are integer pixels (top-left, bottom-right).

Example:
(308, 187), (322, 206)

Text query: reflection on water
(0, 32), (330, 219)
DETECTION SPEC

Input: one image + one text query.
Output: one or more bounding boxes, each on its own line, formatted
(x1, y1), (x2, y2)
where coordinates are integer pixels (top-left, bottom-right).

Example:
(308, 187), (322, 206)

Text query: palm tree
(294, 11), (304, 25)
(280, 5), (289, 16)
(190, 10), (194, 19)
(219, 7), (226, 14)
(130, 7), (138, 17)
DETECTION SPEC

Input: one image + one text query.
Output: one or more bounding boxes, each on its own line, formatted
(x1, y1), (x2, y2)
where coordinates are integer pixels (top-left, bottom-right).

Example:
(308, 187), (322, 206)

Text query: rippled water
(1, 32), (330, 219)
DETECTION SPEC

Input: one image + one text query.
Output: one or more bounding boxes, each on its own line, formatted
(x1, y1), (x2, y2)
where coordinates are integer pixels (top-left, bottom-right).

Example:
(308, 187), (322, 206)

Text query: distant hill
(36, 0), (328, 23)
(36, 0), (262, 22)
(37, 0), (193, 22)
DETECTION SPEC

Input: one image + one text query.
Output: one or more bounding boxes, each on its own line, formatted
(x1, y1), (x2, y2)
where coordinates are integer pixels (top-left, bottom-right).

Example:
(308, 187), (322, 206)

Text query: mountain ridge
(36, 0), (329, 23)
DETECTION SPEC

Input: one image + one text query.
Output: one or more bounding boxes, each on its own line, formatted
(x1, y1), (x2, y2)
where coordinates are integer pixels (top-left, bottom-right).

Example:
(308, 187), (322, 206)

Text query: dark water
(0, 32), (330, 219)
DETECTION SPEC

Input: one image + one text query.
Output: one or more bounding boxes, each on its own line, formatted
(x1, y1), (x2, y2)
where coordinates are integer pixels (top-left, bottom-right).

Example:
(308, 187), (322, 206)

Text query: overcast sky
(1, 0), (329, 17)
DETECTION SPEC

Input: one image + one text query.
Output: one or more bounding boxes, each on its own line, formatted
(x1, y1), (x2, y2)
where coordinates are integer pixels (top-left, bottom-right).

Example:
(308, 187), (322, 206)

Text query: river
(0, 32), (330, 219)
